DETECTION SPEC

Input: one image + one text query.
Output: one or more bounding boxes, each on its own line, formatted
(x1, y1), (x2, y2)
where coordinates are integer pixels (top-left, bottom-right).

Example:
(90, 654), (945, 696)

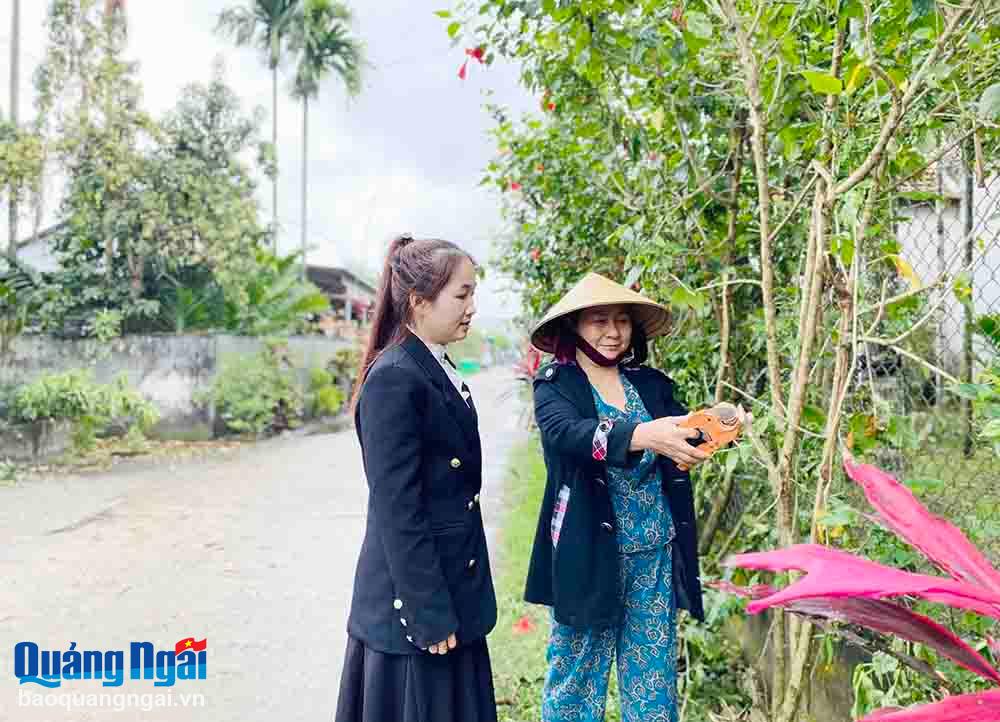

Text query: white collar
(408, 327), (448, 364)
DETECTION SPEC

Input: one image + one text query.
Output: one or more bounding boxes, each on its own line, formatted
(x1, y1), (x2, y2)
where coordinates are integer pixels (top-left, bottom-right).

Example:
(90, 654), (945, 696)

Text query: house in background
(305, 265), (375, 322)
(895, 151), (1000, 374)
(12, 223), (65, 273)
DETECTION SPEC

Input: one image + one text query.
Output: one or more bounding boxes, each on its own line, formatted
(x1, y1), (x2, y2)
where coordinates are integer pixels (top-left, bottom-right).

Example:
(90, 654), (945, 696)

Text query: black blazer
(346, 334), (497, 654)
(524, 361), (705, 628)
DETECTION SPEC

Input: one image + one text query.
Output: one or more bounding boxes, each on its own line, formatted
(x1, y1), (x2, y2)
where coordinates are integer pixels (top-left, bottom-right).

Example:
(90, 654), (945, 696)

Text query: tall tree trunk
(272, 64), (279, 253)
(7, 0), (21, 260)
(301, 95), (309, 281)
(104, 11), (115, 281)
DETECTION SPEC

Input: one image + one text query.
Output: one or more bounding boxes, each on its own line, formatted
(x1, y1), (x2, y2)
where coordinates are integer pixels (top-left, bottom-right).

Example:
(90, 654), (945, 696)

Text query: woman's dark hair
(552, 308), (648, 366)
(351, 234), (475, 410)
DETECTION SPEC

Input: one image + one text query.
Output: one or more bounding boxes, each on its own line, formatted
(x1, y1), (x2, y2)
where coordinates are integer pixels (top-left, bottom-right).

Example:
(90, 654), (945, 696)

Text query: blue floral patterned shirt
(591, 372), (676, 553)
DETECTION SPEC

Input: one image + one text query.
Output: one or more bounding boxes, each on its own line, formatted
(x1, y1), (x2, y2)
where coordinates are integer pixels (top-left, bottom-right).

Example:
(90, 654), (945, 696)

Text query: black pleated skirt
(334, 635), (498, 722)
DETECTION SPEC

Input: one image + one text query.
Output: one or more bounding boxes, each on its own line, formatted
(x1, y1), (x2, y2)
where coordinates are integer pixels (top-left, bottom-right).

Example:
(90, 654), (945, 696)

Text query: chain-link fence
(871, 150), (1000, 561)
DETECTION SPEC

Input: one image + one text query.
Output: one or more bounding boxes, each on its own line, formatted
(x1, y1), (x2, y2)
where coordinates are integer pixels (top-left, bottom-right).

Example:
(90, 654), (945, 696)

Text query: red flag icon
(175, 637), (207, 655)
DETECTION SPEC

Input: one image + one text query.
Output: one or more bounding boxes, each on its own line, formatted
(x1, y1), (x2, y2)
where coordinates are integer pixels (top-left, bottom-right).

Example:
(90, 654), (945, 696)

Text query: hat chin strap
(575, 335), (630, 367)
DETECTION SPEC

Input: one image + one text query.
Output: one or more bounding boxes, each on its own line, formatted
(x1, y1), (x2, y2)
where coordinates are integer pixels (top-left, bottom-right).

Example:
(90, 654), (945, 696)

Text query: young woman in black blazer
(335, 234), (498, 722)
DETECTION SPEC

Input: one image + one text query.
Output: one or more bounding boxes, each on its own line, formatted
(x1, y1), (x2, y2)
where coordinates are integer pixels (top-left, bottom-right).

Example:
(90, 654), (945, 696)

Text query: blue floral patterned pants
(542, 545), (678, 722)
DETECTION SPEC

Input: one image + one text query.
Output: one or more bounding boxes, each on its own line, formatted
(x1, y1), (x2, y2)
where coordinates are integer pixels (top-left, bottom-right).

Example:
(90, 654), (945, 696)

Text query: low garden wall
(0, 333), (353, 457)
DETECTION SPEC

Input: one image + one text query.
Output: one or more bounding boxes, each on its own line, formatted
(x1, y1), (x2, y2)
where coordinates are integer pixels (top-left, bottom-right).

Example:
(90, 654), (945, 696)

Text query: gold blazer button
(451, 458), (462, 469)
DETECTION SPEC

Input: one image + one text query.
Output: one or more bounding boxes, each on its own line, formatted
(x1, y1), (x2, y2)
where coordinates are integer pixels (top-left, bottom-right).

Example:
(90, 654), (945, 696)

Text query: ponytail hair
(351, 233), (474, 411)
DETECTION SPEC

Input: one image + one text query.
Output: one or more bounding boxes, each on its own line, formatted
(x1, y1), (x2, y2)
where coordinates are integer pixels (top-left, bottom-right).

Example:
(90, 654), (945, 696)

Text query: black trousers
(335, 635), (498, 722)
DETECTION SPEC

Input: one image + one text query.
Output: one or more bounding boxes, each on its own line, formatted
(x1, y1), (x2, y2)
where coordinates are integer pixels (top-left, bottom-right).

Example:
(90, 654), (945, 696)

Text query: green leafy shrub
(973, 370), (1000, 451)
(201, 342), (303, 436)
(309, 366), (333, 389)
(328, 346), (361, 391)
(9, 370), (159, 453)
(307, 366), (345, 418)
(313, 385), (345, 417)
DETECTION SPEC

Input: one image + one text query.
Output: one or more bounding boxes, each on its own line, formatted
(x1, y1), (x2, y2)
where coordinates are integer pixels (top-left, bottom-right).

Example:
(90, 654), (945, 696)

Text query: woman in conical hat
(524, 272), (709, 722)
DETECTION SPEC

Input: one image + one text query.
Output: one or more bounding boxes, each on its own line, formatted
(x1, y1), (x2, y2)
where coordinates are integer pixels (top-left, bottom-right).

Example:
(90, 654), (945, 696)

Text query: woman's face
(576, 304), (633, 360)
(411, 256), (478, 345)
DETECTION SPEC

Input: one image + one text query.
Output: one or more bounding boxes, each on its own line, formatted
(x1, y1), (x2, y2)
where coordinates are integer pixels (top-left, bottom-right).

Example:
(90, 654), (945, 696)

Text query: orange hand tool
(676, 402), (744, 471)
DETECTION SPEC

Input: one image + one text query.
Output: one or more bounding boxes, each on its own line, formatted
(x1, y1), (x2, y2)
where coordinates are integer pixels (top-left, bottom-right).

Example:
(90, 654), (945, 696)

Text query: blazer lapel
(401, 334), (479, 449)
(562, 363), (601, 419)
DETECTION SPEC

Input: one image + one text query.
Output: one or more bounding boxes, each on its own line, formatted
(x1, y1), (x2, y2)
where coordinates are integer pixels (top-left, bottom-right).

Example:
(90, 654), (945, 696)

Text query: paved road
(0, 367), (527, 722)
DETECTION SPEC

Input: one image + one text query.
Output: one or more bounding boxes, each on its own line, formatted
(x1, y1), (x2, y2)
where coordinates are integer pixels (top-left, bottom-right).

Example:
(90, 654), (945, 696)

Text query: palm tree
(289, 0), (363, 279)
(216, 0), (300, 249)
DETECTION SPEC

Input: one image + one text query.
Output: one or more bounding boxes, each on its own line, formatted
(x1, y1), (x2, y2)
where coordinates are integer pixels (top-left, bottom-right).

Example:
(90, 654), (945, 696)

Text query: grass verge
(491, 435), (625, 722)
(490, 435), (550, 722)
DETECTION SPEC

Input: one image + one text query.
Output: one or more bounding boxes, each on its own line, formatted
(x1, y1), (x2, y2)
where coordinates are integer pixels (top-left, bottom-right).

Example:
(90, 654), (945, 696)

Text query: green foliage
(0, 119), (45, 210)
(200, 339), (304, 436)
(312, 385), (345, 417)
(9, 369), (159, 452)
(89, 309), (124, 342)
(289, 0), (364, 101)
(216, 0), (300, 71)
(448, 326), (486, 366)
(0, 260), (49, 352)
(958, 365), (1000, 453)
(949, 317), (1000, 452)
(32, 2), (277, 336)
(224, 249), (331, 335)
(451, 0), (1000, 717)
(307, 365), (345, 417)
(490, 333), (514, 352)
(488, 436), (562, 722)
(310, 366), (333, 389)
(0, 459), (17, 485)
(328, 346), (361, 390)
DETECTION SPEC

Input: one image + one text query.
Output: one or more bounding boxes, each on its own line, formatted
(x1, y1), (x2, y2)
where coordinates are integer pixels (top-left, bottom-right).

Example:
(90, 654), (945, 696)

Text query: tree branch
(768, 174), (818, 244)
(859, 337), (960, 385)
(834, 7), (974, 196)
(697, 278), (762, 293)
(720, 0), (784, 414)
(716, 124), (745, 404)
(673, 98), (734, 207)
(859, 272), (949, 315)
(882, 127), (977, 197)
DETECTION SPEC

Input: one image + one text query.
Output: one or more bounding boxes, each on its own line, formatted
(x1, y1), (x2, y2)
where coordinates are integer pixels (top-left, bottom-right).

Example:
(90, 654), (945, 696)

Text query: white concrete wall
(0, 334), (352, 441)
(896, 175), (1000, 373)
(15, 237), (60, 273)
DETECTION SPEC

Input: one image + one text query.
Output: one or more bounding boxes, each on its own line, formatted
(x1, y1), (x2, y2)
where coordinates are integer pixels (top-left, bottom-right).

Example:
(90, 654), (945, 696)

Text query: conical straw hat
(530, 272), (671, 353)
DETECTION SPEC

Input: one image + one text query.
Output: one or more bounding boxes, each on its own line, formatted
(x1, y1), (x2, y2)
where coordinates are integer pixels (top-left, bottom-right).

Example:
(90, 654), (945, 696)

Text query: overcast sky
(1, 1), (535, 323)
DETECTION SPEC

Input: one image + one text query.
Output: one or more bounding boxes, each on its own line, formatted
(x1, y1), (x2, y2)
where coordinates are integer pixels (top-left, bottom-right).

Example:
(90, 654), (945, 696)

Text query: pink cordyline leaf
(860, 688), (1000, 721)
(707, 580), (776, 599)
(844, 458), (1000, 599)
(724, 544), (1000, 621)
(990, 636), (1000, 659)
(788, 597), (1000, 684)
(715, 582), (1000, 684)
